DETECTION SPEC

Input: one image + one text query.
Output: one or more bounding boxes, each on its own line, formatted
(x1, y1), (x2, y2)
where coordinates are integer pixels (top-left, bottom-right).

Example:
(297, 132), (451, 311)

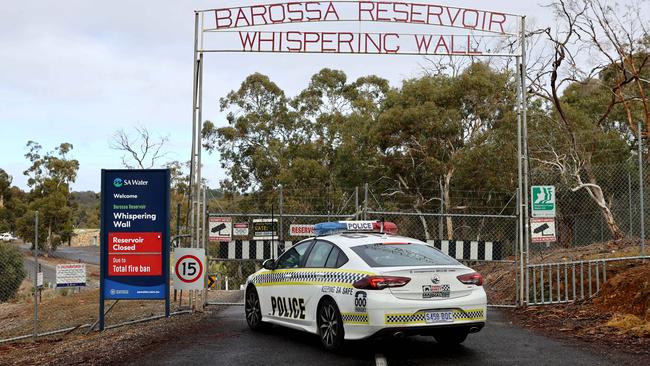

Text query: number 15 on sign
(173, 248), (205, 291)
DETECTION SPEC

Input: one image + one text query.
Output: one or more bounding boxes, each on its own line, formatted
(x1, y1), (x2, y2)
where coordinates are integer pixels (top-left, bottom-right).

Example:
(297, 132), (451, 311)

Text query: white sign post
(531, 218), (557, 243)
(56, 263), (87, 288)
(173, 248), (206, 291)
(209, 217), (232, 241)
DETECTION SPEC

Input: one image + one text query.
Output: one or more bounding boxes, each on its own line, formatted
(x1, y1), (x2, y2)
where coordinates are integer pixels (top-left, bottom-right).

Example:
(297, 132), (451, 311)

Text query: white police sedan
(244, 221), (487, 350)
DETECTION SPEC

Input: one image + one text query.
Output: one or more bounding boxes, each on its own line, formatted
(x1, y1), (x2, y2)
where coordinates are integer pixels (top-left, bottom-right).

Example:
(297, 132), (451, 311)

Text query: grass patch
(607, 314), (650, 337)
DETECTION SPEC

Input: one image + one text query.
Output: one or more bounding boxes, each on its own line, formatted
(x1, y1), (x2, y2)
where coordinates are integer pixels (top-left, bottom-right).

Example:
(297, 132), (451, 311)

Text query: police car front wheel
(317, 298), (344, 351)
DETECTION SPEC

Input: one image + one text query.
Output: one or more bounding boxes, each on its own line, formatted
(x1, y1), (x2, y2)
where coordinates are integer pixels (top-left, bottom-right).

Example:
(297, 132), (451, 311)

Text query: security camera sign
(531, 217), (556, 243)
(209, 217), (232, 241)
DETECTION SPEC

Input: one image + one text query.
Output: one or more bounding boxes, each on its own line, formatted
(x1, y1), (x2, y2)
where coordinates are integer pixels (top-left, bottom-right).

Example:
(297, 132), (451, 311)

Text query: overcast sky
(0, 0), (559, 192)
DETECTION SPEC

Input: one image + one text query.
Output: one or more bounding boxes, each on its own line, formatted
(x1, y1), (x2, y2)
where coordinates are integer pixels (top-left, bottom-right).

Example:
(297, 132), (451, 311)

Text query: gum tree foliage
(202, 70), (389, 213)
(375, 63), (518, 239)
(0, 169), (27, 233)
(527, 0), (648, 239)
(0, 242), (26, 302)
(16, 142), (79, 253)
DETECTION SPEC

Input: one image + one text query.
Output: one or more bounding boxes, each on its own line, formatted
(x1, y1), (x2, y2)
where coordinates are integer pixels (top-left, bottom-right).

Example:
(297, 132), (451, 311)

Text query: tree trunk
(577, 168), (625, 240)
(587, 185), (625, 240)
(46, 223), (52, 257)
(414, 207), (430, 241)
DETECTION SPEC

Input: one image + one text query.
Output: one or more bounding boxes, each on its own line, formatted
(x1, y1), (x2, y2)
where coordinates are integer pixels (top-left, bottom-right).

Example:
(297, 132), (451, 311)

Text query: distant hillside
(72, 191), (99, 228)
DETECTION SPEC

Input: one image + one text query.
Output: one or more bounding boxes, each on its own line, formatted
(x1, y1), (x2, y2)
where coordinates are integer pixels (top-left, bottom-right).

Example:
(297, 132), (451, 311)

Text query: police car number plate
(424, 311), (454, 324)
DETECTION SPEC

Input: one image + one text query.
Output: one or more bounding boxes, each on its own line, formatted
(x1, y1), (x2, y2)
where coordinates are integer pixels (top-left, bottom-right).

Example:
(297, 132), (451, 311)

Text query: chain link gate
(205, 210), (520, 307)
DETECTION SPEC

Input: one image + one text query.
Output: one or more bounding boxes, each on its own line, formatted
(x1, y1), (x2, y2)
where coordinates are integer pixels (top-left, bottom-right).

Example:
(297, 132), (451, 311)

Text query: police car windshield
(351, 243), (460, 267)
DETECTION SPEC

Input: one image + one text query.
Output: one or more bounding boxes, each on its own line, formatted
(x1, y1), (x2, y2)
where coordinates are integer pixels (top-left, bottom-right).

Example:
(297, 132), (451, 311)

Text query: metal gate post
(515, 51), (525, 305)
(639, 121), (645, 257)
(33, 211), (39, 341)
(364, 183), (369, 220)
(279, 184), (284, 242)
(354, 187), (359, 220)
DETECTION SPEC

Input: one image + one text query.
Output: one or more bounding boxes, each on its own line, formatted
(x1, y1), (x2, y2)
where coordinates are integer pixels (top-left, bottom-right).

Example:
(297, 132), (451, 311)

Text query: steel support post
(520, 16), (531, 305)
(516, 52), (525, 305)
(639, 122), (645, 257)
(33, 211), (39, 341)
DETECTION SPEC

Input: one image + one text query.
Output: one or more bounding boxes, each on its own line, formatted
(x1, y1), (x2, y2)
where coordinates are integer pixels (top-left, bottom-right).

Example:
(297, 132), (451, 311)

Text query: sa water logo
(113, 178), (124, 188)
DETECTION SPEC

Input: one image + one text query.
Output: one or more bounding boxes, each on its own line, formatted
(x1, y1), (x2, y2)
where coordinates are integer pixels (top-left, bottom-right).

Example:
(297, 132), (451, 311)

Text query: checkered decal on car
(385, 313), (427, 324)
(250, 269), (372, 287)
(384, 309), (485, 325)
(341, 313), (369, 324)
(452, 309), (485, 321)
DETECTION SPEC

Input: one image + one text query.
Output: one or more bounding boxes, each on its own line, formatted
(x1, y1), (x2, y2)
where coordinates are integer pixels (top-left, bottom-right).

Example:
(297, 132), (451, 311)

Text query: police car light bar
(314, 221), (398, 236)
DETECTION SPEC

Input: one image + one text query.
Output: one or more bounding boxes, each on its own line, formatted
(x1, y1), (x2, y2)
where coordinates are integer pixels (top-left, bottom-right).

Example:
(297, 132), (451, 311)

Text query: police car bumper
(342, 288), (487, 340)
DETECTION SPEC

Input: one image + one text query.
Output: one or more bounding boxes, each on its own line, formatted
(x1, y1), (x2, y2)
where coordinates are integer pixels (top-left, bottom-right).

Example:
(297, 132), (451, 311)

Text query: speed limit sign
(173, 248), (205, 290)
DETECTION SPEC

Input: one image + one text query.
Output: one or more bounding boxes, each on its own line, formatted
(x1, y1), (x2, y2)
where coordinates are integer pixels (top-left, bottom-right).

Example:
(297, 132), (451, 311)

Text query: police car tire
(245, 286), (267, 330)
(317, 298), (344, 351)
(433, 329), (469, 345)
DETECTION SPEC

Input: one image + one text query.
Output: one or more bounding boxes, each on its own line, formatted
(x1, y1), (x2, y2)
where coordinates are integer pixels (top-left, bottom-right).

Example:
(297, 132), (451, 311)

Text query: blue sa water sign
(100, 169), (170, 301)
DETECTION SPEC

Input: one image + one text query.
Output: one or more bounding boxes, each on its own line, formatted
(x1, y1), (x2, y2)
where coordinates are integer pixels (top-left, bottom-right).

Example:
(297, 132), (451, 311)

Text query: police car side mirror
(262, 259), (275, 270)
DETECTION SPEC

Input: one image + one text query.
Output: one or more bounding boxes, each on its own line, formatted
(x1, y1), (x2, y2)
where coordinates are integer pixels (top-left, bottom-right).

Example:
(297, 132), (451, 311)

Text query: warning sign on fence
(290, 224), (314, 237)
(56, 263), (87, 287)
(209, 217), (232, 241)
(531, 217), (556, 243)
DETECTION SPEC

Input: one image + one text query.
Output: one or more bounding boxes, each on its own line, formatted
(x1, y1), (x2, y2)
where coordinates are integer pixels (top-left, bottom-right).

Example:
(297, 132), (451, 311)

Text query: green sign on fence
(531, 185), (555, 217)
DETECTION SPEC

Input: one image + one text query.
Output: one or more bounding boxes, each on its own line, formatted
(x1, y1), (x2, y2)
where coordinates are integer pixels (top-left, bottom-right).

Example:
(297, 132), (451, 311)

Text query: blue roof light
(313, 221), (398, 236)
(313, 222), (348, 236)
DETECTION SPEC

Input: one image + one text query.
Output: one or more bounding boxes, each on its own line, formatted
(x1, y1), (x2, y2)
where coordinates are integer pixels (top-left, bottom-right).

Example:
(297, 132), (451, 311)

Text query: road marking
(375, 353), (388, 366)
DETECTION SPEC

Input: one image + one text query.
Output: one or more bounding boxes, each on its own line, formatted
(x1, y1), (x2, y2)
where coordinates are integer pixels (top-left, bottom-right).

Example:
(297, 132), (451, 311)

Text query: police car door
(302, 240), (335, 323)
(266, 240), (313, 325)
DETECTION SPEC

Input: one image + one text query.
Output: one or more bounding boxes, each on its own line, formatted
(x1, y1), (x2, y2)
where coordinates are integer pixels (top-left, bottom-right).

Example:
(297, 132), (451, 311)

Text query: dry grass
(607, 314), (650, 337)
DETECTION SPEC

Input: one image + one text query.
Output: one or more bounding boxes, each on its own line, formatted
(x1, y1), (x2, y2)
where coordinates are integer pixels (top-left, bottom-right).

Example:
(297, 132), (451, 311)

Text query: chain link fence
(0, 231), (190, 343)
(528, 161), (648, 260)
(4, 161), (650, 341)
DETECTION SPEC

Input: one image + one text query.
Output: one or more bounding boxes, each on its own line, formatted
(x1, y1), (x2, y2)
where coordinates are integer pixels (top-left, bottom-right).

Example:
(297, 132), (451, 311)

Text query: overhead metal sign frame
(188, 1), (530, 305)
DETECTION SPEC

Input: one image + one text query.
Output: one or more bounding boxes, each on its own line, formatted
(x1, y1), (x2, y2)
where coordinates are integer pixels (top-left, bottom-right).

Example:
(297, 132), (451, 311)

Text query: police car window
(305, 241), (333, 268)
(325, 246), (341, 268)
(276, 241), (312, 269)
(335, 250), (349, 267)
(351, 243), (460, 267)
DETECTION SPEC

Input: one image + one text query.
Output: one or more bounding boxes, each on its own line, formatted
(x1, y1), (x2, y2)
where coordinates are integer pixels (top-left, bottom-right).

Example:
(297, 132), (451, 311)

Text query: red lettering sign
(108, 232), (162, 253)
(108, 254), (162, 276)
(210, 1), (515, 35)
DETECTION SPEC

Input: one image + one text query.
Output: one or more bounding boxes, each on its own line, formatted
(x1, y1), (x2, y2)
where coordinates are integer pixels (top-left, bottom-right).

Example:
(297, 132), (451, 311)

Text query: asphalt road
(19, 243), (100, 265)
(126, 305), (635, 366)
(23, 257), (57, 286)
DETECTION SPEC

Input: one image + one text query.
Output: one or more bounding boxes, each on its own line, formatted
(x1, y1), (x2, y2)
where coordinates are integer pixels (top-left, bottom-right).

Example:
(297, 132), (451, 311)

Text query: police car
(244, 221), (487, 350)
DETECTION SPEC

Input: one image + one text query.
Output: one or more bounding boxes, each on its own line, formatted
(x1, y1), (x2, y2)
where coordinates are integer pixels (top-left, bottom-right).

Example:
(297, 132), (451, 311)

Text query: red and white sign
(56, 263), (86, 287)
(290, 224), (315, 237)
(108, 232), (162, 253)
(531, 218), (557, 243)
(107, 231), (163, 276)
(173, 248), (206, 290)
(109, 254), (163, 276)
(209, 217), (232, 241)
(233, 222), (249, 237)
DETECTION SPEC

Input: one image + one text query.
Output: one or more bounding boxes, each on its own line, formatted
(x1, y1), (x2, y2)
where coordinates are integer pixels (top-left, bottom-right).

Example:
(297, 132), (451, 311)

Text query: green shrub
(0, 243), (26, 302)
